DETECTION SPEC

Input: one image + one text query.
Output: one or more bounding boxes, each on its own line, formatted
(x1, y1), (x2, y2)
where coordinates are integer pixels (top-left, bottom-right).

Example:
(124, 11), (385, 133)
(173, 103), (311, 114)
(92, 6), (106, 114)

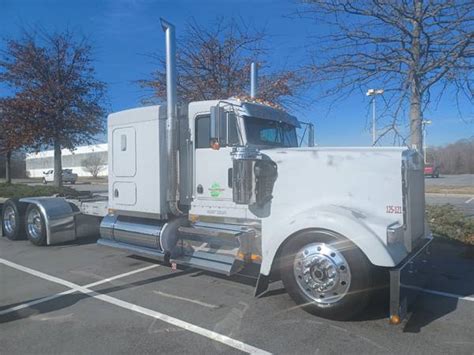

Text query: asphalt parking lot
(424, 174), (473, 187)
(1, 234), (474, 354)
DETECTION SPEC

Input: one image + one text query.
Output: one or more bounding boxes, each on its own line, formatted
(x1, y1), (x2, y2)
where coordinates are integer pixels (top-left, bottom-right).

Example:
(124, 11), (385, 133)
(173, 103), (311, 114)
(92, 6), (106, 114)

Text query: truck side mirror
(210, 106), (225, 149)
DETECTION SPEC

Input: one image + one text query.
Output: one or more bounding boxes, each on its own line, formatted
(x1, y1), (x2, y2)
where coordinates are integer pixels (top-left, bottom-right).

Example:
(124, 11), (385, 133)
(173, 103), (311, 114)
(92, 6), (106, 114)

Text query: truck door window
(195, 115), (211, 149)
(195, 113), (240, 148)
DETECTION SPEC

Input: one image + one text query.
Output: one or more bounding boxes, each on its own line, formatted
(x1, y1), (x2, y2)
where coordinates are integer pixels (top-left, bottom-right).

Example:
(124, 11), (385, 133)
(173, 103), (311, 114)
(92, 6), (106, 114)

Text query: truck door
(193, 113), (242, 216)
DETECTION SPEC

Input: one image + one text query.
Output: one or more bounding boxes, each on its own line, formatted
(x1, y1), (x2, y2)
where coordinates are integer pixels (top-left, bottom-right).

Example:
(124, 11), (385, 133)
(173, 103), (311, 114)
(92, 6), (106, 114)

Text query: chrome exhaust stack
(250, 62), (258, 98)
(161, 18), (182, 216)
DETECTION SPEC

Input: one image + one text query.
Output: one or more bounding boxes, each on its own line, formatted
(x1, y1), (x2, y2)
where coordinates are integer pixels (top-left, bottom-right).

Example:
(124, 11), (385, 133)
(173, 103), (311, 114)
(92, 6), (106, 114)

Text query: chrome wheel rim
(293, 242), (351, 304)
(27, 209), (43, 240)
(3, 206), (17, 234)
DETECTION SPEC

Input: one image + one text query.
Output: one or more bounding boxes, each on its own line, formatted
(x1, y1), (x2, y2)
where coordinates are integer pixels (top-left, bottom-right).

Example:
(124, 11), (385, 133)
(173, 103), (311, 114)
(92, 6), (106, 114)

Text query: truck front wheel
(25, 205), (47, 246)
(280, 230), (373, 320)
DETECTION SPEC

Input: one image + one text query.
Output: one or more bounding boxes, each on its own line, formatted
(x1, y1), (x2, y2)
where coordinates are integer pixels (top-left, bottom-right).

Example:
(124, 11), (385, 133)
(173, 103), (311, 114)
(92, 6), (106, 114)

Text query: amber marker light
(389, 315), (401, 325)
(210, 139), (220, 150)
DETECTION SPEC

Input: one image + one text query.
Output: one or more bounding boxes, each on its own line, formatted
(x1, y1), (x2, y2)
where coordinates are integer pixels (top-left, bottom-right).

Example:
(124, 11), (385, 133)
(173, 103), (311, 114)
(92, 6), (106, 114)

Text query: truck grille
(402, 151), (425, 252)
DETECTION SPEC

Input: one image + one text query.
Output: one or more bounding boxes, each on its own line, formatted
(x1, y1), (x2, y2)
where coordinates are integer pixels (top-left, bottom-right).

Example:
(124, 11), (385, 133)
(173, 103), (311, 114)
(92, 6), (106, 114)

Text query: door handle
(228, 168), (233, 188)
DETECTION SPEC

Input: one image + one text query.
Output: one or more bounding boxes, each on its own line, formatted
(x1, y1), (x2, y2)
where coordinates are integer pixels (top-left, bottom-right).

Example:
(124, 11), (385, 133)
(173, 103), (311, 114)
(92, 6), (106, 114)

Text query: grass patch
(0, 183), (80, 199)
(427, 204), (474, 245)
(426, 185), (474, 195)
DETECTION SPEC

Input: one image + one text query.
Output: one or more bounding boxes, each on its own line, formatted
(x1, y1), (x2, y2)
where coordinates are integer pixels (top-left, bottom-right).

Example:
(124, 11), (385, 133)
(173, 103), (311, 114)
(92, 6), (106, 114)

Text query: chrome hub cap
(3, 206), (17, 234)
(27, 209), (43, 240)
(293, 243), (351, 304)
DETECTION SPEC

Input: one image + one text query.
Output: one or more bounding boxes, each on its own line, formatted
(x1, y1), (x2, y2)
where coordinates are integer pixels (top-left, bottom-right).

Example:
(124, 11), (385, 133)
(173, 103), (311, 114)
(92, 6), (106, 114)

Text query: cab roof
(189, 98), (300, 128)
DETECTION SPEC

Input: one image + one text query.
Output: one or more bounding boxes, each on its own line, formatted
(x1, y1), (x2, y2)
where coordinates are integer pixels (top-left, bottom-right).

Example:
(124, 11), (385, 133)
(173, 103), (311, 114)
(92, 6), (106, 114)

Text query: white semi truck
(1, 19), (432, 323)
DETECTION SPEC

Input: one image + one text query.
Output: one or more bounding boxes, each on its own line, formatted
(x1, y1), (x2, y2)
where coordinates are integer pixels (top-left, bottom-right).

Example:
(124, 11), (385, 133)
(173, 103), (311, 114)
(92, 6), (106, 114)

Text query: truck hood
(258, 146), (407, 222)
(261, 146), (408, 156)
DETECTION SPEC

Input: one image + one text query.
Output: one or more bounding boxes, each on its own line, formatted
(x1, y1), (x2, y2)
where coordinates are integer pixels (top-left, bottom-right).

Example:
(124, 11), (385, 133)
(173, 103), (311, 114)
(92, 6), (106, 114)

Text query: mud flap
(254, 273), (270, 297)
(389, 236), (433, 324)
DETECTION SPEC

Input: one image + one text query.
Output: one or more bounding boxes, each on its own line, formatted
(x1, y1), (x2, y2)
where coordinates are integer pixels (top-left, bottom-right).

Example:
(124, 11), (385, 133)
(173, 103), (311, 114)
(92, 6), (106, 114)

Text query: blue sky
(0, 0), (472, 147)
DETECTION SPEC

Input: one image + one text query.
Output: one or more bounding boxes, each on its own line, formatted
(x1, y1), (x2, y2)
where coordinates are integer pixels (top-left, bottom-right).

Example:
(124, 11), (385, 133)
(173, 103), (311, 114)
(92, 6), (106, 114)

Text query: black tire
(280, 229), (373, 320)
(24, 204), (47, 246)
(43, 178), (47, 184)
(2, 199), (27, 240)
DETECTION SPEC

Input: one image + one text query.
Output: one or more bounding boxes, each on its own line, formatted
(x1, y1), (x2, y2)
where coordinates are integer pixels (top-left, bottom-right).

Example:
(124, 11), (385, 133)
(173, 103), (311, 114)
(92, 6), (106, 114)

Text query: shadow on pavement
(0, 266), (197, 324)
(0, 293), (92, 324)
(50, 236), (99, 247)
(403, 238), (474, 333)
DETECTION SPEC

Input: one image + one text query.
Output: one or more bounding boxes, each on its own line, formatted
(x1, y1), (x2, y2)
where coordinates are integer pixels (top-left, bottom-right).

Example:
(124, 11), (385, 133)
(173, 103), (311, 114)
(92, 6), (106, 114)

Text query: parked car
(43, 169), (78, 184)
(424, 164), (440, 178)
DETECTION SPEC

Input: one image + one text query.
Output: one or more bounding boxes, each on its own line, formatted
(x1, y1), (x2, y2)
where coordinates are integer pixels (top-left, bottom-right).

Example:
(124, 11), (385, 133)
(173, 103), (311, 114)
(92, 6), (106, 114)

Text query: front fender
(260, 205), (408, 275)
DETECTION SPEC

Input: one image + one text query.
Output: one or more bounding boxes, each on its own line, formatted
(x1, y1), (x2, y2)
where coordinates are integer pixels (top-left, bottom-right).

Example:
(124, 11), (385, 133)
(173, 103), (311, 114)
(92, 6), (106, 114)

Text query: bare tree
(0, 28), (107, 187)
(81, 154), (106, 178)
(298, 1), (473, 150)
(139, 18), (307, 109)
(428, 136), (474, 174)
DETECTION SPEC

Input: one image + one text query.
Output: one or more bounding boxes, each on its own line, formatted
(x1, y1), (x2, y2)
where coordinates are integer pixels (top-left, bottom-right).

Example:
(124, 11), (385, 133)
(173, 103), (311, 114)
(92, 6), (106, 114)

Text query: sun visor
(237, 102), (300, 128)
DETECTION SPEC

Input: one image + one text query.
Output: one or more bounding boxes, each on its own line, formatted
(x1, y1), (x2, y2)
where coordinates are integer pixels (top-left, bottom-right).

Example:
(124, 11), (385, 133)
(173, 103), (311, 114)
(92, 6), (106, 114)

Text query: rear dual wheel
(25, 204), (47, 246)
(2, 199), (27, 240)
(281, 230), (373, 320)
(1, 200), (47, 246)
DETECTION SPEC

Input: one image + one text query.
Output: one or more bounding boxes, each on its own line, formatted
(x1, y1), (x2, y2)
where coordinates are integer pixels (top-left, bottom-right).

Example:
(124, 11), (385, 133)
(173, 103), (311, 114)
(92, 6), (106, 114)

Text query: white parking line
(153, 290), (220, 309)
(0, 264), (159, 316)
(404, 285), (474, 302)
(0, 258), (270, 355)
(86, 264), (159, 288)
(465, 197), (474, 204)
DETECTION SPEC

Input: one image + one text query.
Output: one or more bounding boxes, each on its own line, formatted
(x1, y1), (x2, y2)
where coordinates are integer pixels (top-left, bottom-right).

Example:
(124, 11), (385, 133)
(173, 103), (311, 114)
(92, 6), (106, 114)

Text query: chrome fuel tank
(100, 214), (164, 250)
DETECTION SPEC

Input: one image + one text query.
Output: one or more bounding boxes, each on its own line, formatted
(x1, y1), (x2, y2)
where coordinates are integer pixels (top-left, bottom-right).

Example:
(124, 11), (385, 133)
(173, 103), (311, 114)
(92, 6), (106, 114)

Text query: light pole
(422, 119), (432, 164)
(366, 89), (384, 145)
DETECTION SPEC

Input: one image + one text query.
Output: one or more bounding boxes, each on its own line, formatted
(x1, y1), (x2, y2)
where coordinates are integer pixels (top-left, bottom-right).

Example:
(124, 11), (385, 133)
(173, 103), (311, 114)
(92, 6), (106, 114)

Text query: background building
(26, 144), (108, 178)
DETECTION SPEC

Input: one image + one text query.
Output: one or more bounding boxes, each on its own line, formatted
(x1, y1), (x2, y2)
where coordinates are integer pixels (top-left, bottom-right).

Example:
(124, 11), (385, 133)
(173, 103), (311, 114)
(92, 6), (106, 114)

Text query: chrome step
(173, 222), (256, 276)
(178, 226), (240, 247)
(171, 250), (243, 276)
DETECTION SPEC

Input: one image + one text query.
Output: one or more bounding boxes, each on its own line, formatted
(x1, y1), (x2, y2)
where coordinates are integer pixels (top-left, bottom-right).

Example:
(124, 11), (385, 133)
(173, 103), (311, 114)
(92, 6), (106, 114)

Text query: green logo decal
(209, 182), (225, 198)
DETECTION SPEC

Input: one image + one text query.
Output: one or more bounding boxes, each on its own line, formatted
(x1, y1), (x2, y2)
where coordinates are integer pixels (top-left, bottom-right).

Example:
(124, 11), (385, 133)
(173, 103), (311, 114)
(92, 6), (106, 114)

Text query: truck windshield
(244, 117), (298, 147)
